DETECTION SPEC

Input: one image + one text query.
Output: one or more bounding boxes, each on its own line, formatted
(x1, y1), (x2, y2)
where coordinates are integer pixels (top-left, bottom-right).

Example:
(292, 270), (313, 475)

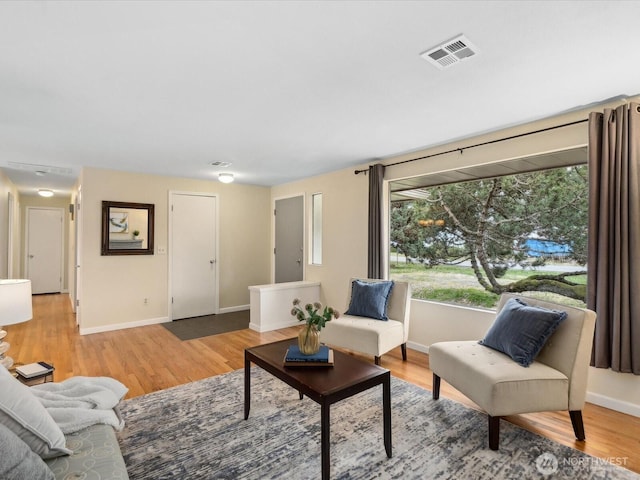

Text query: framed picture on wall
(109, 212), (129, 233)
(101, 201), (154, 255)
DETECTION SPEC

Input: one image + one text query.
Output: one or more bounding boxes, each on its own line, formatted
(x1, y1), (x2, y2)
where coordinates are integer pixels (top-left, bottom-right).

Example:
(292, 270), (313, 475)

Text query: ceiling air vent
(7, 161), (73, 175)
(209, 161), (232, 168)
(420, 34), (479, 70)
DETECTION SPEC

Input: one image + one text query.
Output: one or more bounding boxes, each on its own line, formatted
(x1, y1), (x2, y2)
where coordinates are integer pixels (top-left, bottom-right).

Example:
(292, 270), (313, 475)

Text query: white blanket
(31, 376), (128, 434)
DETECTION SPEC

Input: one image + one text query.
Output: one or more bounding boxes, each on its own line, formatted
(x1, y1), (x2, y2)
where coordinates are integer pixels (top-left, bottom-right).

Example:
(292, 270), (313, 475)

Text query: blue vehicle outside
(524, 238), (571, 258)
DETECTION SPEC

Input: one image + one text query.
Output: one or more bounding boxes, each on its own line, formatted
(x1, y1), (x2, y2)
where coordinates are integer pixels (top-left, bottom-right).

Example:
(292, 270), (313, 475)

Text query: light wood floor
(9, 294), (640, 474)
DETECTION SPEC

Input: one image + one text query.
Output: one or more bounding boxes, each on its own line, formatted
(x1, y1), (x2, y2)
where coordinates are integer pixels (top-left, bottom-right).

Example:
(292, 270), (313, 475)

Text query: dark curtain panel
(367, 163), (386, 279)
(588, 102), (640, 374)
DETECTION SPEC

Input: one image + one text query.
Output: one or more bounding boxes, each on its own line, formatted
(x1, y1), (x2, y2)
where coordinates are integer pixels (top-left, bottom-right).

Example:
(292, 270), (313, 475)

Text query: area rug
(162, 310), (249, 341)
(117, 368), (639, 480)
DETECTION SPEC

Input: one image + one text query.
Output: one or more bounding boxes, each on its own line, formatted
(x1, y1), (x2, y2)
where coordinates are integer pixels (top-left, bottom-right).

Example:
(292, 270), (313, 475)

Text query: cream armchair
(429, 293), (596, 450)
(320, 278), (411, 365)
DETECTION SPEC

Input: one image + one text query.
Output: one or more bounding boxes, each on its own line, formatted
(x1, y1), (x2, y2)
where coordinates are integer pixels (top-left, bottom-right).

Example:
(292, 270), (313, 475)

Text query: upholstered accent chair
(429, 293), (596, 450)
(320, 278), (411, 365)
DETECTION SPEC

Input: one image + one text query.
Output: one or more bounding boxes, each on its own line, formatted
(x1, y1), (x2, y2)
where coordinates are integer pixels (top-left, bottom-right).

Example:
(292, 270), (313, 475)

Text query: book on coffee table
(284, 345), (334, 367)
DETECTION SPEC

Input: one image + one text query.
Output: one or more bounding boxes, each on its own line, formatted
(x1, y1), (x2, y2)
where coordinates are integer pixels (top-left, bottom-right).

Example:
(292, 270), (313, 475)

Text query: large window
(389, 162), (588, 309)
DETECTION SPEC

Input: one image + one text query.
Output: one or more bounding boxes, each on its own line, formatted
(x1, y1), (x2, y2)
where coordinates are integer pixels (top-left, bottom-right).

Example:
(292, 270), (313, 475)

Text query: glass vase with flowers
(291, 299), (340, 355)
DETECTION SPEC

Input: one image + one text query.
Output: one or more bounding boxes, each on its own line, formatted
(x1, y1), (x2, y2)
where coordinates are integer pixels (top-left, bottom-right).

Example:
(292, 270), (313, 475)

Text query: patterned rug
(117, 368), (638, 480)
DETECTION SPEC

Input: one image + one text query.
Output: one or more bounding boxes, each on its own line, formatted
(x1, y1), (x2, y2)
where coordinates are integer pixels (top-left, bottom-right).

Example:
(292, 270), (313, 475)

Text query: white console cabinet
(248, 281), (321, 332)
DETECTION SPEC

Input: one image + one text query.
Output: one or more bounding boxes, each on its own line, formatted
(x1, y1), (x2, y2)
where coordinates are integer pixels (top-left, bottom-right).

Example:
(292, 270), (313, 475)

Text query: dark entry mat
(162, 310), (249, 341)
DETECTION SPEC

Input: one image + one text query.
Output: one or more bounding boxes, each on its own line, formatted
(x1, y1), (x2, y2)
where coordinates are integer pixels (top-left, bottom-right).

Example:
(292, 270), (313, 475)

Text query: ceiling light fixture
(38, 189), (54, 197)
(8, 161), (73, 175)
(218, 173), (234, 184)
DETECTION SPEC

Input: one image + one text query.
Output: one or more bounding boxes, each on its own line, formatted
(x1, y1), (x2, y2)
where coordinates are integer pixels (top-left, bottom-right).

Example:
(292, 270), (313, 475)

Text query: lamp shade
(0, 279), (33, 326)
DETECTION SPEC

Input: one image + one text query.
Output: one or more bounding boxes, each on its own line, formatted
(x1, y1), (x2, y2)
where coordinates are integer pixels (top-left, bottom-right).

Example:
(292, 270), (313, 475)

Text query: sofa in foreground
(0, 365), (129, 480)
(45, 423), (129, 479)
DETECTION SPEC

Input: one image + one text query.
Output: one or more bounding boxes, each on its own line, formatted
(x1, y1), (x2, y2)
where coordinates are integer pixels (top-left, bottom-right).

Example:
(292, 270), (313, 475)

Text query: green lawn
(390, 262), (587, 309)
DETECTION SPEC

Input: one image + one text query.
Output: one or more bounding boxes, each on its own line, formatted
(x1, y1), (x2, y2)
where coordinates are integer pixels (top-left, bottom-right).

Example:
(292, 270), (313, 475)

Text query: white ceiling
(1, 1), (639, 196)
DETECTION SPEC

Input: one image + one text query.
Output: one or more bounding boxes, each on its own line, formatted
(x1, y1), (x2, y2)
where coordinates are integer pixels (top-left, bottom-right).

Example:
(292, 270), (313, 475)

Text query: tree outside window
(389, 165), (588, 309)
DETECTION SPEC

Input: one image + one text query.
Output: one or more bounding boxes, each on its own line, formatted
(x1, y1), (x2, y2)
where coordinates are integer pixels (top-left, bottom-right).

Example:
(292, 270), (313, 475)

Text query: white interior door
(275, 195), (304, 283)
(26, 207), (63, 294)
(170, 193), (217, 320)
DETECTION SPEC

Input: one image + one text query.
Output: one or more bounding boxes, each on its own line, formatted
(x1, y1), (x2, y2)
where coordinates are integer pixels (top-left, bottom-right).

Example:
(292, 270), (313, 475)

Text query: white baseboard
(79, 316), (169, 335)
(407, 340), (429, 354)
(586, 392), (640, 418)
(219, 304), (249, 314)
(249, 319), (298, 333)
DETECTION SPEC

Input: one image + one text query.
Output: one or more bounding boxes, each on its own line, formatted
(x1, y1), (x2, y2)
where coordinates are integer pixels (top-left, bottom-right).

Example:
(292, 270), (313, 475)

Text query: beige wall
(78, 167), (271, 331)
(272, 95), (640, 416)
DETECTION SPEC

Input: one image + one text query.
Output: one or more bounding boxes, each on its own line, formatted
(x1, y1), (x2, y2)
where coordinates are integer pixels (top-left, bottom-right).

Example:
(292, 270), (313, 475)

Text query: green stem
(304, 324), (312, 345)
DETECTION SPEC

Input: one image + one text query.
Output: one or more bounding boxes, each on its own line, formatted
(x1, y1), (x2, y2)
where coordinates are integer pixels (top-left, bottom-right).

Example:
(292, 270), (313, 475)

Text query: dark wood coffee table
(244, 339), (392, 480)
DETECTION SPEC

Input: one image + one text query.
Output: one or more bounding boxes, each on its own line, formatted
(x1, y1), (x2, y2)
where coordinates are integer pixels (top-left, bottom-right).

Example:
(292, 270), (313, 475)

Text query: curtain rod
(354, 118), (589, 175)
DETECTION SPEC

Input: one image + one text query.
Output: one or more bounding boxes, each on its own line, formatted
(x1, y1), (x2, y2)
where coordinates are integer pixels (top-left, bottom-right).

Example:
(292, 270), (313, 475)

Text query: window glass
(389, 165), (588, 309)
(311, 193), (322, 264)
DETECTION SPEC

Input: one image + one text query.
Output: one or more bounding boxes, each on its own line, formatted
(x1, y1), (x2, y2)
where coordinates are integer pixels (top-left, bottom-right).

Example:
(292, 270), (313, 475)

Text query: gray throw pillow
(0, 423), (54, 480)
(0, 366), (71, 458)
(479, 297), (567, 367)
(345, 280), (394, 320)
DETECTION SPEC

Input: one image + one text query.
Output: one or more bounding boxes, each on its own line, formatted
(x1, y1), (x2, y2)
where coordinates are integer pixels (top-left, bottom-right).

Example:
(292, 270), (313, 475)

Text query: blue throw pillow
(479, 297), (567, 367)
(346, 280), (394, 320)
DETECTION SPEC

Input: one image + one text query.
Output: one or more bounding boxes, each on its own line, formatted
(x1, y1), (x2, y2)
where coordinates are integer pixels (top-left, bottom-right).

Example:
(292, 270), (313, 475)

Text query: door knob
(29, 255), (34, 259)
(210, 259), (215, 264)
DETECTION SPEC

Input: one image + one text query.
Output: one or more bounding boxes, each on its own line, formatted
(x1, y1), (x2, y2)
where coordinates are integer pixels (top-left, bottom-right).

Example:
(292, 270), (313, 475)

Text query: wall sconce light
(218, 173), (234, 184)
(38, 189), (54, 197)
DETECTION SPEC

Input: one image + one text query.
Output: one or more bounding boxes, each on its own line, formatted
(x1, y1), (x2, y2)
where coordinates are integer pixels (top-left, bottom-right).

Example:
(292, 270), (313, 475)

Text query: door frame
(73, 186), (83, 324)
(7, 192), (15, 278)
(168, 190), (219, 320)
(272, 193), (306, 283)
(24, 206), (65, 293)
